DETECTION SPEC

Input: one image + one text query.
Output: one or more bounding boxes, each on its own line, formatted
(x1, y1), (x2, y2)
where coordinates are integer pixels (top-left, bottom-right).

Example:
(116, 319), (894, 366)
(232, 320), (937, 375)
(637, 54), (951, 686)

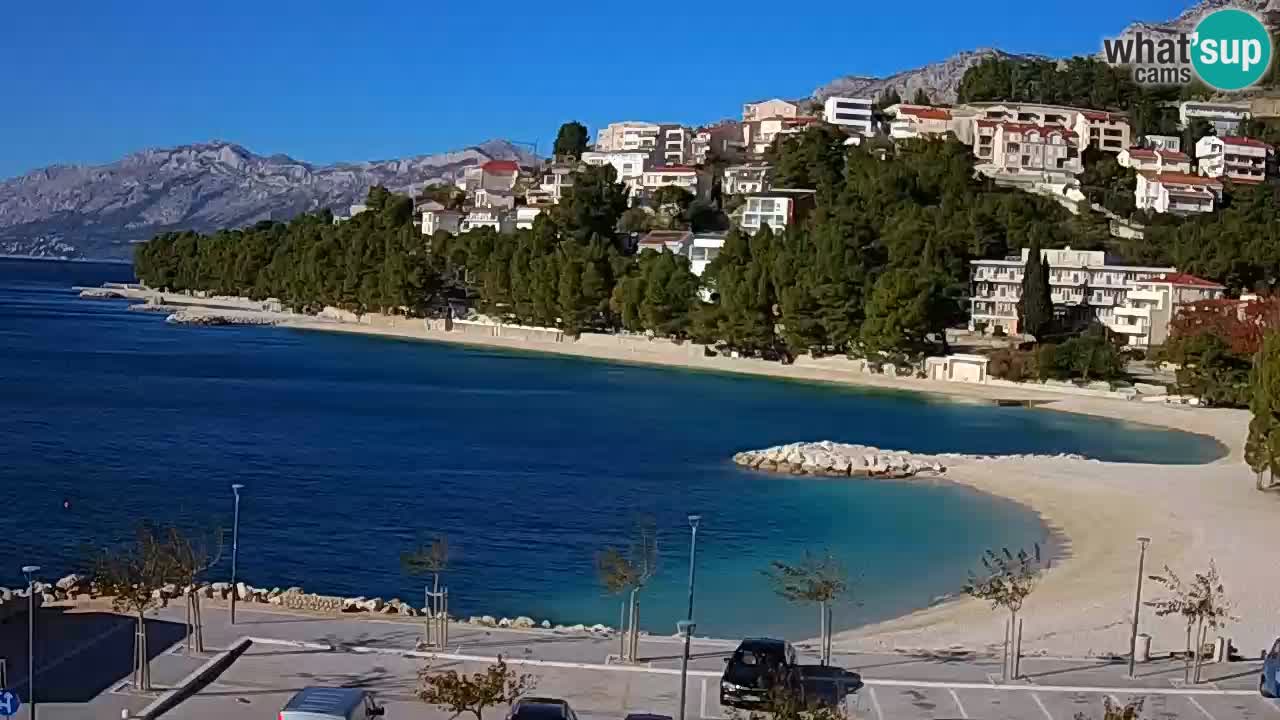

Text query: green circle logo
(1192, 9), (1273, 91)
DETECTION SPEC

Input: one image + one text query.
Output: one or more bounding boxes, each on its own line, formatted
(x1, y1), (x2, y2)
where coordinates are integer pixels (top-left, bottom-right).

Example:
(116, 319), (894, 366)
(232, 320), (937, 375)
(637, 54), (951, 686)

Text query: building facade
(420, 206), (462, 235)
(722, 164), (771, 195)
(887, 104), (953, 140)
(1179, 100), (1251, 135)
(539, 164), (575, 203)
(1110, 273), (1225, 348)
(581, 150), (649, 186)
(692, 122), (745, 165)
(660, 125), (692, 166)
(1118, 146), (1192, 174)
(979, 121), (1083, 177)
(460, 207), (515, 233)
(737, 189), (817, 234)
(743, 98), (800, 122)
(1135, 171), (1222, 215)
(1195, 135), (1273, 184)
(823, 96), (874, 135)
(595, 122), (661, 153)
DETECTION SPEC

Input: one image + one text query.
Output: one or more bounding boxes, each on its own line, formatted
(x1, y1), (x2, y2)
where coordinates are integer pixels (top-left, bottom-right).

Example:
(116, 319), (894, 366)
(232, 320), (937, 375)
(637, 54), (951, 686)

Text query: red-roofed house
(743, 117), (820, 156)
(988, 122), (1083, 177)
(1113, 273), (1226, 348)
(1118, 146), (1192, 174)
(886, 104), (954, 140)
(480, 160), (520, 191)
(1135, 171), (1223, 215)
(1196, 135), (1274, 183)
(966, 102), (1132, 154)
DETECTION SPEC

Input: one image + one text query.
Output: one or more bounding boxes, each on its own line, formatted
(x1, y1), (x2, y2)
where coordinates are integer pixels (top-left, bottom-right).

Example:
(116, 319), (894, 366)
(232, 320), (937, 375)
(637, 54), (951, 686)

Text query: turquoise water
(0, 259), (1222, 639)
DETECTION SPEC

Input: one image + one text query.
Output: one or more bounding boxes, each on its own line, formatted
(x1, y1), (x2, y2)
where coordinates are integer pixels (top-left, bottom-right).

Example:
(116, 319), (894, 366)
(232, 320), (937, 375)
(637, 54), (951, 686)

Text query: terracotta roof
(1081, 110), (1125, 123)
(1138, 171), (1223, 188)
(1149, 272), (1224, 289)
(997, 122), (1078, 139)
(1229, 175), (1267, 184)
(899, 106), (951, 121)
(482, 160), (520, 173)
(1126, 147), (1190, 162)
(1220, 136), (1274, 150)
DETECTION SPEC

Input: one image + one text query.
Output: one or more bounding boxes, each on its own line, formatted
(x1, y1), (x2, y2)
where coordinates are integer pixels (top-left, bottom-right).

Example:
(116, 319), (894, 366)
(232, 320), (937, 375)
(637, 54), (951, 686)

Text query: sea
(0, 258), (1224, 640)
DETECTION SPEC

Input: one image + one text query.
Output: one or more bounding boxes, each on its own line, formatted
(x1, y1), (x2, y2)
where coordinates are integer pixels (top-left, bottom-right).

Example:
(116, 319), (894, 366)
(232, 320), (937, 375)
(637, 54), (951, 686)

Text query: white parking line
(8, 619), (133, 689)
(868, 686), (885, 720)
(1262, 697), (1280, 716)
(949, 688), (969, 718)
(1032, 692), (1055, 720)
(1186, 695), (1217, 720)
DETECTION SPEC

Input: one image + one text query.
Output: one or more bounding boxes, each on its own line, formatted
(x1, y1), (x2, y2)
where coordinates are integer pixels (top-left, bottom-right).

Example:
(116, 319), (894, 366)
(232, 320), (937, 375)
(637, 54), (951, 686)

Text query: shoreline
(87, 289), (1268, 657)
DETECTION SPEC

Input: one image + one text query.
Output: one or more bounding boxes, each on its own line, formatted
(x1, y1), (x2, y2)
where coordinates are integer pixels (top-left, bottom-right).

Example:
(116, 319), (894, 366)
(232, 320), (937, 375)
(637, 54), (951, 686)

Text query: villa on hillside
(1118, 146), (1192, 174)
(1134, 171), (1223, 215)
(1195, 135), (1274, 184)
(736, 189), (817, 233)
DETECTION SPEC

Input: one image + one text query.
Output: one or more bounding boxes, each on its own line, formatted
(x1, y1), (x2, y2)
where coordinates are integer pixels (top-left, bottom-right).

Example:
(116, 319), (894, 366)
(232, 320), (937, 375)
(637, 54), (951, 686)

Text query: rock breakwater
(165, 310), (278, 326)
(733, 441), (1088, 478)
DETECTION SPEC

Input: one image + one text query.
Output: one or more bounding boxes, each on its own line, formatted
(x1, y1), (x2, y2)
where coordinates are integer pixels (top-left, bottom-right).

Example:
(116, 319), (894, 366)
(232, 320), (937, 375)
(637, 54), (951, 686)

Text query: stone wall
(279, 591), (346, 613)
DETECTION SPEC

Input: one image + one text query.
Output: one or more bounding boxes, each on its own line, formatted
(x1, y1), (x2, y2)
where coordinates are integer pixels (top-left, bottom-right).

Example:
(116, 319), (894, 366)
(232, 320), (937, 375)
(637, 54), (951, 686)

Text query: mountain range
(2, 0), (1276, 261)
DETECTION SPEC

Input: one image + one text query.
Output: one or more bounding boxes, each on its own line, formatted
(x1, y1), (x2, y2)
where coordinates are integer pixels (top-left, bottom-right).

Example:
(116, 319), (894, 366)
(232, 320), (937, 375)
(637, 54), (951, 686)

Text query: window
(758, 199), (777, 213)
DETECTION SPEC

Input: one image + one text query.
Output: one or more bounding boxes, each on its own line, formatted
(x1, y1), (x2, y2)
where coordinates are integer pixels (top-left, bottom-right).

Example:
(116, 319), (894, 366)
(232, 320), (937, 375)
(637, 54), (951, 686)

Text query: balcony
(1114, 305), (1150, 318)
(1125, 289), (1163, 302)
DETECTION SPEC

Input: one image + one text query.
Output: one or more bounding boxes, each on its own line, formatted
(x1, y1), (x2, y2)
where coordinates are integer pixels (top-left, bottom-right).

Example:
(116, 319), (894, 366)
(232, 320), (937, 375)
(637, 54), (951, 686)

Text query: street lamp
(22, 564), (40, 720)
(676, 620), (696, 720)
(677, 516), (701, 720)
(1128, 536), (1151, 678)
(230, 484), (245, 625)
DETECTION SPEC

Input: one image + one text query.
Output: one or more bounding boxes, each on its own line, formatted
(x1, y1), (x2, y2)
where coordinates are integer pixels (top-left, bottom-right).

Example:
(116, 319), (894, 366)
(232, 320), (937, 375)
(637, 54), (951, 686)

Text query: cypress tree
(1018, 239), (1053, 341)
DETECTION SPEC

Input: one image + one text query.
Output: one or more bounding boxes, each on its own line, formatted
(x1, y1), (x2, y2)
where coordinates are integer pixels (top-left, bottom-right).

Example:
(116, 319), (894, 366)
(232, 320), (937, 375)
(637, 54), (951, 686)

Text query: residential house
(419, 202), (462, 235)
(515, 206), (544, 230)
(966, 103), (1130, 154)
(660, 125), (692, 166)
(685, 232), (726, 278)
(743, 98), (800, 122)
(969, 247), (1174, 335)
(1117, 146), (1192, 174)
(480, 160), (520, 191)
(1179, 100), (1251, 134)
(456, 166), (484, 192)
(581, 150), (649, 186)
(737, 189), (817, 234)
(1142, 134), (1182, 152)
(823, 96), (874, 135)
(460, 207), (515, 233)
(539, 164), (575, 203)
(692, 122), (745, 165)
(638, 230), (692, 255)
(596, 121), (661, 153)
(332, 203), (369, 223)
(1135, 171), (1223, 215)
(1110, 273), (1225, 348)
(1196, 135), (1274, 184)
(474, 188), (516, 210)
(524, 189), (556, 207)
(638, 166), (704, 197)
(1074, 110), (1131, 153)
(723, 164), (771, 195)
(886, 105), (953, 141)
(743, 116), (819, 156)
(978, 121), (1083, 178)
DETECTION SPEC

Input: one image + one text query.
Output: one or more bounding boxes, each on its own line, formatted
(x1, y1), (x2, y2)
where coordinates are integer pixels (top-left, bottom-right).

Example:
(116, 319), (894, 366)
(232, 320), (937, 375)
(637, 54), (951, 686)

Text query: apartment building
(539, 164), (575, 203)
(685, 232), (726, 278)
(692, 122), (745, 165)
(723, 164), (771, 195)
(1142, 134), (1182, 152)
(885, 104), (953, 140)
(581, 150), (649, 185)
(977, 121), (1083, 177)
(743, 98), (800, 122)
(743, 116), (819, 156)
(1179, 100), (1251, 134)
(474, 188), (516, 210)
(515, 206), (544, 230)
(968, 247), (1174, 335)
(1196, 135), (1274, 184)
(1075, 110), (1131, 153)
(1118, 146), (1192, 174)
(460, 207), (515, 233)
(1111, 273), (1225, 348)
(479, 160), (520, 192)
(420, 204), (462, 235)
(595, 121), (661, 153)
(737, 189), (817, 234)
(639, 166), (703, 196)
(660, 125), (692, 165)
(823, 96), (874, 135)
(1135, 171), (1223, 215)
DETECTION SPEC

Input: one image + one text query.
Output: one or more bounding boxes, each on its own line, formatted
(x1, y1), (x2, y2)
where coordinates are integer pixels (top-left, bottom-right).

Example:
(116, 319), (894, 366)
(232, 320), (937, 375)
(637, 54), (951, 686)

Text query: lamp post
(685, 515), (701, 623)
(230, 484), (244, 625)
(22, 564), (40, 720)
(676, 620), (696, 720)
(1128, 536), (1151, 678)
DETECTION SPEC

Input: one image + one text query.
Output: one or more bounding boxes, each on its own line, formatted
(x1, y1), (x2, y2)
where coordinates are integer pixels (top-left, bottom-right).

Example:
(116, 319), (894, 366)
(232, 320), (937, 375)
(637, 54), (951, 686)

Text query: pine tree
(1018, 239), (1053, 341)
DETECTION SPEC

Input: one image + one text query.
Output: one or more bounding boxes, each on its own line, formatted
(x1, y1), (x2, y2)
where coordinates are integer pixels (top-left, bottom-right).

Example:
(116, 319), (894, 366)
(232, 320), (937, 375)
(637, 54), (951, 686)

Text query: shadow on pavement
(0, 608), (187, 703)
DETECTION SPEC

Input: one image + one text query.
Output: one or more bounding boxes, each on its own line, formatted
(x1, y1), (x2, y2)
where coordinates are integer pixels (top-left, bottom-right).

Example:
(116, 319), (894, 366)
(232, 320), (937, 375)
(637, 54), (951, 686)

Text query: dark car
(1263, 637), (1280, 698)
(798, 664), (864, 709)
(719, 638), (799, 709)
(507, 697), (577, 720)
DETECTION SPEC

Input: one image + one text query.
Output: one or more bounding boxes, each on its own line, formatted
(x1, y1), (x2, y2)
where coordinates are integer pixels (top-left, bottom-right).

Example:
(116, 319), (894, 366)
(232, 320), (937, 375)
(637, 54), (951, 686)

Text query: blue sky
(0, 0), (1191, 178)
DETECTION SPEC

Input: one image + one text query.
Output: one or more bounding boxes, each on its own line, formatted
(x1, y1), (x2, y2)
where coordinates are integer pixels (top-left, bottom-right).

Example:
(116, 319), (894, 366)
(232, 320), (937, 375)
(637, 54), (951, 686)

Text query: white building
(460, 207), (515, 234)
(479, 160), (520, 191)
(581, 150), (649, 185)
(474, 188), (516, 210)
(685, 232), (725, 278)
(692, 122), (745, 165)
(743, 98), (800, 122)
(886, 105), (953, 140)
(1135, 171), (1223, 215)
(968, 247), (1174, 336)
(1179, 100), (1251, 135)
(515, 206), (543, 230)
(1196, 135), (1273, 184)
(420, 204), (462, 235)
(1110, 273), (1225, 348)
(738, 189), (816, 234)
(1074, 110), (1131, 153)
(1142, 134), (1182, 152)
(660, 125), (692, 166)
(638, 166), (703, 196)
(977, 121), (1083, 177)
(743, 117), (819, 156)
(722, 164), (771, 195)
(823, 96), (874, 135)
(1118, 146), (1192, 174)
(539, 164), (575, 203)
(596, 121), (661, 153)
(637, 230), (692, 255)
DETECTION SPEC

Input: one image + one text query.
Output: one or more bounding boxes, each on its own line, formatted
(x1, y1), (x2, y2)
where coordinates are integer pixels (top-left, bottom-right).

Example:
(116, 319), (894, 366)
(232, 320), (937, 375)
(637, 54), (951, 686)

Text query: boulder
(498, 617), (512, 628)
(540, 620), (551, 629)
(590, 624), (609, 633)
(40, 591), (57, 604)
(361, 598), (385, 612)
(380, 604), (399, 614)
(402, 606), (420, 617)
(0, 588), (10, 602)
(285, 586), (304, 594)
(161, 583), (179, 599)
(512, 616), (535, 629)
(566, 623), (587, 632)
(235, 582), (249, 600)
(479, 615), (497, 627)
(56, 574), (85, 591)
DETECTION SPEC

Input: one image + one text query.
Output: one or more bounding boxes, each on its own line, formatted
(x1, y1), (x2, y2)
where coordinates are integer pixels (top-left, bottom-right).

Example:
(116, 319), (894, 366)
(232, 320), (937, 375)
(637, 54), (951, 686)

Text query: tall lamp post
(230, 484), (245, 625)
(22, 564), (40, 720)
(1128, 536), (1151, 678)
(677, 515), (701, 720)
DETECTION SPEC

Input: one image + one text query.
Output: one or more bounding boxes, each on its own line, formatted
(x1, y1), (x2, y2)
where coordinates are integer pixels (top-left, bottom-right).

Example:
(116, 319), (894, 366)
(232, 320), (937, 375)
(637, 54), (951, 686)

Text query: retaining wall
(279, 592), (346, 613)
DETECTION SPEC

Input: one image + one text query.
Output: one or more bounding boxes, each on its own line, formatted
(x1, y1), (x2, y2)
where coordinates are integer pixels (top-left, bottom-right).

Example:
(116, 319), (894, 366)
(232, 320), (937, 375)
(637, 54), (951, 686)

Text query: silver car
(280, 687), (386, 720)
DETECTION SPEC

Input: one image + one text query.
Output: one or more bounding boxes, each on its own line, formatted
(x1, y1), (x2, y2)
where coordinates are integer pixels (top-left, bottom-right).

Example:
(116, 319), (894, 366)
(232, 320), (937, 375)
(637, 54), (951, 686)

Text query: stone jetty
(734, 441), (1089, 478)
(165, 310), (278, 326)
(79, 288), (126, 299)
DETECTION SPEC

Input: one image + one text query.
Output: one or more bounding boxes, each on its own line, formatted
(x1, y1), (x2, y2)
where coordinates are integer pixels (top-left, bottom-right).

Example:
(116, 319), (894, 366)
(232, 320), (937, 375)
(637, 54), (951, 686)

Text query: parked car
(507, 697), (578, 720)
(1263, 637), (1280, 698)
(623, 714), (672, 720)
(279, 687), (384, 720)
(719, 638), (800, 709)
(798, 664), (863, 709)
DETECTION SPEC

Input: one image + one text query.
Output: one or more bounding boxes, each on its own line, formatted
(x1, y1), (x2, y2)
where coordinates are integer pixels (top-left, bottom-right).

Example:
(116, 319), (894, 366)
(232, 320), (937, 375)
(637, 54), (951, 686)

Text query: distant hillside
(0, 140), (538, 260)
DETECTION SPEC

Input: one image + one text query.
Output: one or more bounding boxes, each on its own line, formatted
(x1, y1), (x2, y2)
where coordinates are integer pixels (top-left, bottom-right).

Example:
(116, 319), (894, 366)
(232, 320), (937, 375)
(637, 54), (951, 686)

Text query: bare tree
(594, 518), (658, 663)
(762, 550), (849, 665)
(167, 524), (225, 653)
(403, 534), (451, 643)
(89, 522), (178, 690)
(417, 657), (533, 720)
(962, 545), (1042, 681)
(1148, 560), (1233, 683)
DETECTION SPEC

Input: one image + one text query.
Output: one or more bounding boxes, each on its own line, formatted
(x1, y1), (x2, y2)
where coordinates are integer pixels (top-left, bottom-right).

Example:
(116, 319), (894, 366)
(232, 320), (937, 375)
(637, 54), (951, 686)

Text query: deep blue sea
(0, 258), (1223, 639)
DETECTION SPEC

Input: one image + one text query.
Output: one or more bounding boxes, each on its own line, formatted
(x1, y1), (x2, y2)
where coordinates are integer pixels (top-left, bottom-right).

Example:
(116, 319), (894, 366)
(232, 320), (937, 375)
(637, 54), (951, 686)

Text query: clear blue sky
(0, 0), (1190, 179)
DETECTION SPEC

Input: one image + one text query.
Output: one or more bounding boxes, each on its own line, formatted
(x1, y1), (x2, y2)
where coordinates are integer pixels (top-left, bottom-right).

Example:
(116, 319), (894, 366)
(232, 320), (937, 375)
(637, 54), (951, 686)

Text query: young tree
(90, 522), (180, 690)
(762, 550), (849, 665)
(417, 658), (533, 720)
(594, 519), (658, 663)
(961, 546), (1042, 681)
(167, 525), (225, 653)
(552, 121), (590, 160)
(1148, 561), (1234, 684)
(402, 534), (452, 642)
(1018, 239), (1053, 341)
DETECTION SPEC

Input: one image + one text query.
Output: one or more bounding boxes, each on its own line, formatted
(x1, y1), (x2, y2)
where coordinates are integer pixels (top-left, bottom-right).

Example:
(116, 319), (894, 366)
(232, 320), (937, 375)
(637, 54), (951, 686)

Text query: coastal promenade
(4, 600), (1273, 720)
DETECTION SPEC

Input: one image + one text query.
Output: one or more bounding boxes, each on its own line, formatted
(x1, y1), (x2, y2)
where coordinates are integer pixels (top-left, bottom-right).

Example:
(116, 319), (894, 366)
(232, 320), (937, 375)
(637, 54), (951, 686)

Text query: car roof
(737, 638), (788, 653)
(512, 699), (569, 720)
(283, 687), (368, 715)
(519, 697), (569, 706)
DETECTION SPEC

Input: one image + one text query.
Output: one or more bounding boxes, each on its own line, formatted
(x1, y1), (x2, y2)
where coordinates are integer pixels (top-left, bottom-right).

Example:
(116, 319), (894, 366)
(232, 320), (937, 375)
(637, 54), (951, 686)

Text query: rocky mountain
(0, 140), (537, 260)
(1113, 0), (1277, 42)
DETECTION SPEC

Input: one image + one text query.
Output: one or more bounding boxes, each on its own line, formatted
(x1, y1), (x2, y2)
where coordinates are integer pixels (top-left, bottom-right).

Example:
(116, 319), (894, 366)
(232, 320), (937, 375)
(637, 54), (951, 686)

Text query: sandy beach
(102, 290), (1278, 658)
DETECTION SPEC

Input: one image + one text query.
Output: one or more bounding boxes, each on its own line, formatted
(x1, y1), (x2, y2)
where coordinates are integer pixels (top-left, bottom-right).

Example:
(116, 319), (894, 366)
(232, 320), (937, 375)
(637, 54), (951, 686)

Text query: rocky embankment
(734, 441), (1088, 478)
(165, 309), (278, 326)
(128, 302), (182, 314)
(79, 288), (126, 299)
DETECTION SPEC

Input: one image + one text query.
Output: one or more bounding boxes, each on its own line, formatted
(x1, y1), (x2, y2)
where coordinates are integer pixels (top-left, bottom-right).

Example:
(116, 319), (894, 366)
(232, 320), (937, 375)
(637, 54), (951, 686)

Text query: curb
(135, 636), (252, 719)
